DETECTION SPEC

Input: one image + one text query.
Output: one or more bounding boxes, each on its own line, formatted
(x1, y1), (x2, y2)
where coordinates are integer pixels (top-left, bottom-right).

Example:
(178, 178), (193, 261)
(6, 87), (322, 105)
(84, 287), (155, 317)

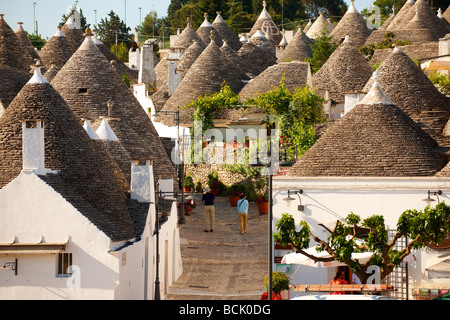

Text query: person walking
(202, 187), (216, 232)
(237, 194), (249, 234)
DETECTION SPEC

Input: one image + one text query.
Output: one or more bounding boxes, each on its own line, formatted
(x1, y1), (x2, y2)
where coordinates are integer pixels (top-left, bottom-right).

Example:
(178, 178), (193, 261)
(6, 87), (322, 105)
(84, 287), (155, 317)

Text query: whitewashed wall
(272, 176), (450, 295)
(0, 171), (120, 299)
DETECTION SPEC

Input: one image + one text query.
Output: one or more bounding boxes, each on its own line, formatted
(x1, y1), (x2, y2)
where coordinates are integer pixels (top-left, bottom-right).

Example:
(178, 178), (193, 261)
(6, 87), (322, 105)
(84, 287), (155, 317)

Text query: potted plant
(256, 193), (269, 215)
(261, 272), (289, 300)
(184, 175), (194, 193)
(209, 180), (223, 196)
(227, 183), (245, 207)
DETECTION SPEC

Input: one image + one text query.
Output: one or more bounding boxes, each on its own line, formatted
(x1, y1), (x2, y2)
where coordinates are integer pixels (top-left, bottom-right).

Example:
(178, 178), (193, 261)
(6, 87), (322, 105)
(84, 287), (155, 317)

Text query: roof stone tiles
(15, 22), (40, 62)
(212, 12), (242, 51)
(239, 62), (311, 101)
(329, 1), (372, 48)
(306, 12), (334, 39)
(0, 14), (34, 72)
(276, 26), (314, 63)
(249, 1), (283, 45)
(237, 41), (277, 78)
(50, 32), (175, 181)
(311, 36), (373, 104)
(0, 65), (136, 241)
(39, 27), (74, 71)
(287, 78), (447, 177)
(362, 47), (450, 147)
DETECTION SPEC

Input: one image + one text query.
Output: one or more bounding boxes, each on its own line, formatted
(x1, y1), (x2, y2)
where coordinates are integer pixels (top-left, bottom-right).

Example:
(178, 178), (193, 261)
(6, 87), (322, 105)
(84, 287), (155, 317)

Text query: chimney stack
(22, 120), (45, 175)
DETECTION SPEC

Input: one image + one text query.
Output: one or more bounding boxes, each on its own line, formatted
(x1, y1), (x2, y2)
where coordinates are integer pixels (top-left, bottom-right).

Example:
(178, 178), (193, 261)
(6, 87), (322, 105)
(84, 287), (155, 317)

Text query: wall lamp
(283, 189), (304, 211)
(423, 190), (442, 203)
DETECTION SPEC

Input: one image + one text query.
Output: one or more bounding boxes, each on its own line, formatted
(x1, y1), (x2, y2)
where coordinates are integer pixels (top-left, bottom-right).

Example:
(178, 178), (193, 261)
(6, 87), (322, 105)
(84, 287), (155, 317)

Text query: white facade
(272, 176), (450, 298)
(0, 168), (182, 300)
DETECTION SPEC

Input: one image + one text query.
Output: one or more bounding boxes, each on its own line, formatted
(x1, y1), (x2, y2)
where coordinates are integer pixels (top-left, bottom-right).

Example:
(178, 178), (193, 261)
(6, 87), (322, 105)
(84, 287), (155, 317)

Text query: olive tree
(274, 202), (450, 284)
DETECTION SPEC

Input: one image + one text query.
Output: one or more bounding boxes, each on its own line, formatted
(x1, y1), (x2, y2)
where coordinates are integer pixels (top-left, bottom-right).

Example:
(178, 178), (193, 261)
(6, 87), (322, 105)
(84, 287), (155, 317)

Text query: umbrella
(281, 243), (373, 268)
(421, 57), (450, 71)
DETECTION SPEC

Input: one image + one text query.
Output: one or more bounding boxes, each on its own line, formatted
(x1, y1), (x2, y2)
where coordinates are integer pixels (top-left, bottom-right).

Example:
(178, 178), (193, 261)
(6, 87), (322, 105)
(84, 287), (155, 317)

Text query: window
(78, 88), (88, 94)
(57, 253), (72, 277)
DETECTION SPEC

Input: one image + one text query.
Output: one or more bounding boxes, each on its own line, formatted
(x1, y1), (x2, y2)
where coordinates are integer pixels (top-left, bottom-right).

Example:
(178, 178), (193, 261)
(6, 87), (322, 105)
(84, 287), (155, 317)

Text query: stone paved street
(165, 196), (269, 300)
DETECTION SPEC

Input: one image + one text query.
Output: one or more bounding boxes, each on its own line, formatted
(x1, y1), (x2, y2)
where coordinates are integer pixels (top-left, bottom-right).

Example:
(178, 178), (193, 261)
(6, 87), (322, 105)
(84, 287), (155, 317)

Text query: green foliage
(184, 174), (195, 188)
(190, 82), (242, 135)
(305, 31), (339, 74)
(429, 71), (450, 96)
(264, 271), (290, 294)
(274, 202), (450, 283)
(111, 42), (130, 63)
(27, 32), (47, 50)
(96, 10), (132, 49)
(360, 32), (410, 61)
(245, 80), (325, 159)
(195, 181), (204, 193)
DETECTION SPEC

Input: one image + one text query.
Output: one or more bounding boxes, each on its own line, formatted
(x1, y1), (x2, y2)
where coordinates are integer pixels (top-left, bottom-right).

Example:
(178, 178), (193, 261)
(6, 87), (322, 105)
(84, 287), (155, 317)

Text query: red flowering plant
(260, 292), (282, 300)
(256, 194), (269, 203)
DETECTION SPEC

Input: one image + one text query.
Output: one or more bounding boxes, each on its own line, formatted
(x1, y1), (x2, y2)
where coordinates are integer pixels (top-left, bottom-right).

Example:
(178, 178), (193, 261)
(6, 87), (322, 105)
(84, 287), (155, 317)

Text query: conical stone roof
(306, 12), (334, 39)
(39, 27), (74, 70)
(177, 40), (204, 78)
(161, 33), (246, 126)
(287, 78), (447, 177)
(378, 7), (396, 31)
(173, 18), (204, 50)
(444, 6), (450, 23)
(329, 1), (372, 48)
(61, 16), (84, 53)
(311, 36), (373, 104)
(50, 32), (174, 181)
(15, 22), (40, 61)
(0, 64), (136, 241)
(276, 25), (314, 63)
(386, 0), (416, 31)
(0, 64), (30, 109)
(362, 47), (450, 146)
(239, 61), (311, 101)
(249, 1), (282, 44)
(212, 12), (242, 51)
(0, 14), (34, 72)
(197, 13), (223, 47)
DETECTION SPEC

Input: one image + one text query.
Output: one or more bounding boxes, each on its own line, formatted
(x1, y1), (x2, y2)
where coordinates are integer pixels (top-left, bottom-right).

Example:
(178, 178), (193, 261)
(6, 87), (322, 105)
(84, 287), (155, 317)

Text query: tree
(140, 11), (165, 42)
(27, 32), (47, 50)
(96, 10), (131, 49)
(305, 30), (339, 73)
(274, 202), (450, 284)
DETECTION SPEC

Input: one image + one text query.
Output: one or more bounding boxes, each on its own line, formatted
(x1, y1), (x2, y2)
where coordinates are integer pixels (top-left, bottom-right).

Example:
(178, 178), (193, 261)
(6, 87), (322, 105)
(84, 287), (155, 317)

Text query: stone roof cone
(276, 25), (314, 63)
(444, 6), (450, 23)
(239, 61), (311, 101)
(173, 18), (205, 50)
(50, 30), (175, 181)
(177, 40), (205, 78)
(329, 0), (372, 48)
(362, 47), (450, 146)
(311, 36), (373, 104)
(15, 22), (40, 61)
(0, 62), (136, 241)
(39, 27), (73, 71)
(61, 16), (84, 53)
(306, 11), (334, 39)
(249, 1), (282, 44)
(197, 13), (223, 47)
(237, 41), (277, 78)
(0, 14), (34, 72)
(212, 12), (242, 51)
(378, 6), (396, 31)
(287, 76), (447, 177)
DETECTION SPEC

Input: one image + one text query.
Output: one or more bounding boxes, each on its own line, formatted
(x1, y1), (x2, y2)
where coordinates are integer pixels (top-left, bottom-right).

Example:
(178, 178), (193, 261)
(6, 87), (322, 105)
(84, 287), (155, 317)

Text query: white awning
(421, 57), (450, 70)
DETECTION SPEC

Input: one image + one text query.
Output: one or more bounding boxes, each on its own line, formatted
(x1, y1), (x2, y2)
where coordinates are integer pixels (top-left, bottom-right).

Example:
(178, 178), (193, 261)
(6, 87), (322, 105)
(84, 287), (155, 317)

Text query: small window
(57, 253), (73, 277)
(78, 88), (88, 94)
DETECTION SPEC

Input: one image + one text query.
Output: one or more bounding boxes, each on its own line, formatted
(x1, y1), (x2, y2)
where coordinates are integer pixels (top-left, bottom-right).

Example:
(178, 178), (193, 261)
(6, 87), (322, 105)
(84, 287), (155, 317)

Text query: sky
(0, 0), (375, 40)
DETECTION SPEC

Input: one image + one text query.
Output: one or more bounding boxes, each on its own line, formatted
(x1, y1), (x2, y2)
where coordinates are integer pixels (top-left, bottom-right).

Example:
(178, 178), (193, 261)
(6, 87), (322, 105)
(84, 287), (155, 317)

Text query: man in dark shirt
(202, 187), (216, 232)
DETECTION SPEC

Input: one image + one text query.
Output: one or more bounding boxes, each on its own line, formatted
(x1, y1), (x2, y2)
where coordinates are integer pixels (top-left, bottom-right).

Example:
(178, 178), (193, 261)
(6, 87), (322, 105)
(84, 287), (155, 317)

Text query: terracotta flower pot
(184, 186), (192, 193)
(257, 202), (269, 215)
(229, 195), (240, 207)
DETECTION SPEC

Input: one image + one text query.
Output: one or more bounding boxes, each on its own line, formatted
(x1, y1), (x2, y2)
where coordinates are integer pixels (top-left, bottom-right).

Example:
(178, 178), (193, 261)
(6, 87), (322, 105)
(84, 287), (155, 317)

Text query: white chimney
(138, 40), (156, 85)
(168, 60), (181, 96)
(22, 120), (45, 175)
(130, 160), (155, 203)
